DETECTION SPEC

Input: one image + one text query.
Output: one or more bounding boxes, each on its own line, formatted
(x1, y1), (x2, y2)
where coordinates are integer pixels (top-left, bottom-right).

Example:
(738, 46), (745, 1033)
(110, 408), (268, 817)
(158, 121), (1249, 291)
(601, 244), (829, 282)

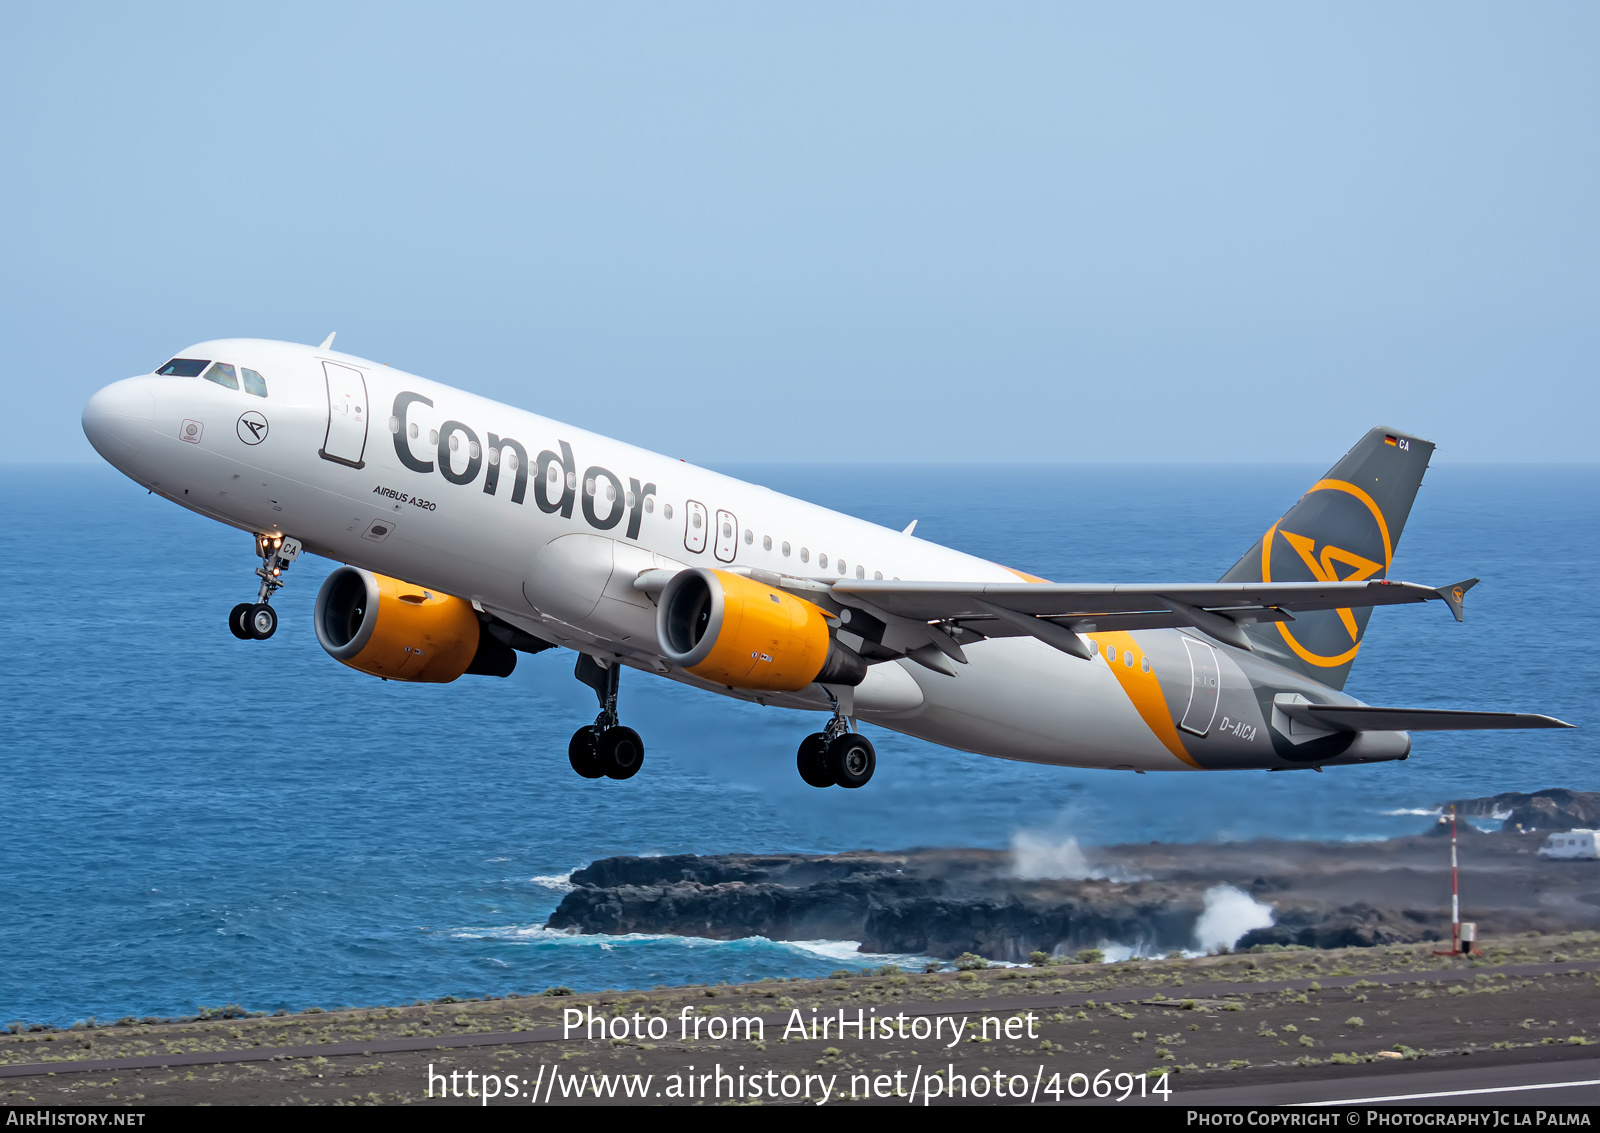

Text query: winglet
(902, 520), (918, 536)
(319, 332), (337, 350)
(1436, 578), (1479, 623)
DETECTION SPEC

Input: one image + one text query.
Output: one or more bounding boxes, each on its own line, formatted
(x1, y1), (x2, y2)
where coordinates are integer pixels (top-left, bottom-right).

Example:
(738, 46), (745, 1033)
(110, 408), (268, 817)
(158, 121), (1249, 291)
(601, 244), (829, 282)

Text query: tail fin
(1219, 427), (1435, 690)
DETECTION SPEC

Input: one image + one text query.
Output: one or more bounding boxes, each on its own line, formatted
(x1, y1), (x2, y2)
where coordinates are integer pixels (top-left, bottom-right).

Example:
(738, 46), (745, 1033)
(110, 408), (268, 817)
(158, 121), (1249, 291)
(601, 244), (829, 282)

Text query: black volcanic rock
(1238, 903), (1438, 950)
(544, 826), (1600, 963)
(547, 874), (938, 942)
(1449, 788), (1600, 833)
(859, 883), (1204, 962)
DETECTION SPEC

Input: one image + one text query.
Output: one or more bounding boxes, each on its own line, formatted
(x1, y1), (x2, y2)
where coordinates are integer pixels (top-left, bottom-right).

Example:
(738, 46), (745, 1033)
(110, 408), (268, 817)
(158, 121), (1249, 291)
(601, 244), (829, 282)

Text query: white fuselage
(83, 338), (1384, 773)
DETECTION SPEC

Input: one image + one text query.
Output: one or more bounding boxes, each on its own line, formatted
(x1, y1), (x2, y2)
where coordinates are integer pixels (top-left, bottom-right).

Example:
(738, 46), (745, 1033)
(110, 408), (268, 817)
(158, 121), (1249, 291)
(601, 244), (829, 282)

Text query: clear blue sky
(4, 3), (1595, 463)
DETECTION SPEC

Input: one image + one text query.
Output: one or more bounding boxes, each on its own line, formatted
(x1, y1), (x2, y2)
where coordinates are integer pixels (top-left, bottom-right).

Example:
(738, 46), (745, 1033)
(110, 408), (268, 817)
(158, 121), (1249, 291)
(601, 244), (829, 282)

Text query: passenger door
(319, 361), (369, 469)
(1178, 636), (1220, 736)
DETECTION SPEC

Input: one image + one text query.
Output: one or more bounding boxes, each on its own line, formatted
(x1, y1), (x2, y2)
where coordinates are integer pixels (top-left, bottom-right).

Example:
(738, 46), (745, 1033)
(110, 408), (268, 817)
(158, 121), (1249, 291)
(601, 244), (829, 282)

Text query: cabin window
(428, 429), (439, 445)
(800, 547), (809, 563)
(744, 529), (754, 545)
(202, 362), (239, 390)
(818, 553), (828, 569)
(645, 497), (655, 513)
(1124, 652), (1134, 668)
(409, 423), (419, 439)
(157, 358), (209, 377)
(1141, 656), (1151, 673)
(782, 542), (791, 557)
(874, 571), (882, 580)
(856, 565), (865, 579)
(692, 511), (702, 529)
(763, 535), (772, 551)
(241, 368), (268, 397)
(1106, 646), (1117, 663)
(837, 559), (847, 575)
(663, 504), (673, 520)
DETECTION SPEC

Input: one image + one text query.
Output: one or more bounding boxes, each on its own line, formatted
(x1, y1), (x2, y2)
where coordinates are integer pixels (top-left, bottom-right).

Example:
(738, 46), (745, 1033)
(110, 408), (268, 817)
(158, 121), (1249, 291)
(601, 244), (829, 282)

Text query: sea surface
(0, 463), (1593, 1025)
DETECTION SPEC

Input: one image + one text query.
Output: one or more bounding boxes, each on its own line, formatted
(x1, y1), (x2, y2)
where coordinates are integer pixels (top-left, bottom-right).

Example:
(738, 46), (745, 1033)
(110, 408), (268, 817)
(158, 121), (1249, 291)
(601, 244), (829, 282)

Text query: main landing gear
(229, 534), (301, 641)
(568, 654), (645, 781)
(796, 712), (876, 790)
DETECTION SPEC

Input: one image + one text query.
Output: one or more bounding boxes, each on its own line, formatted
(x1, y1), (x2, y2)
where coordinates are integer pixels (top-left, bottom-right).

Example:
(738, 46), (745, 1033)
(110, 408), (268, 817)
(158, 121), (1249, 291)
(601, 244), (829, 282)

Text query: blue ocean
(1, 463), (1593, 1026)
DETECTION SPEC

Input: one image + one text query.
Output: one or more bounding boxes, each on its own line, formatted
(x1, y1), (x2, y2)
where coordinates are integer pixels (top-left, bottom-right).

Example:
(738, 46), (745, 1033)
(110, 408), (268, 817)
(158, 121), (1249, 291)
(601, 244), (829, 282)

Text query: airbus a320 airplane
(81, 337), (1571, 787)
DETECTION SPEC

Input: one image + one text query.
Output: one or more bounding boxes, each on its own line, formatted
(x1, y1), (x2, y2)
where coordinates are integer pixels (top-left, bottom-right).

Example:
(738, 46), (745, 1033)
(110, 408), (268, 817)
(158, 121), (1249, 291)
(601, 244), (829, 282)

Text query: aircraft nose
(82, 378), (156, 465)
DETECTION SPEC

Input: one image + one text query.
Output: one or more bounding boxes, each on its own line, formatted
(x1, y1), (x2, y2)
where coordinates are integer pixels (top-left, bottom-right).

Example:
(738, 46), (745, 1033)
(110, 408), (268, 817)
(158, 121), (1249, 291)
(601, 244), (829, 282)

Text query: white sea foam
(1193, 885), (1275, 952)
(1382, 807), (1442, 817)
(779, 939), (937, 969)
(442, 925), (935, 968)
(530, 874), (576, 893)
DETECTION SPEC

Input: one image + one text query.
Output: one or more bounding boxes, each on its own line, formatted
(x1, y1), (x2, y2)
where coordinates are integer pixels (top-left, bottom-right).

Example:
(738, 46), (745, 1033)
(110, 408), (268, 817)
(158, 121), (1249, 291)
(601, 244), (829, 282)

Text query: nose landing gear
(796, 711), (876, 789)
(229, 534), (301, 640)
(569, 654), (646, 780)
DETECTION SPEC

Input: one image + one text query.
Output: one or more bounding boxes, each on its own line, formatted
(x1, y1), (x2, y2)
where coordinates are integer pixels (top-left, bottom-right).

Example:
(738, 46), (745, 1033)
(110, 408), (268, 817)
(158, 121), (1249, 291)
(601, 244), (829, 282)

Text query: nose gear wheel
(228, 534), (299, 641)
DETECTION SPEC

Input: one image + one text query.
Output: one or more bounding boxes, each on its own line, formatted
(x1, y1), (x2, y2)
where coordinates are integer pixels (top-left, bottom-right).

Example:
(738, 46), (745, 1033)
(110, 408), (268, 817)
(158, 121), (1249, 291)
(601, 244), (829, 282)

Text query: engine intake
(314, 566), (515, 682)
(656, 568), (866, 690)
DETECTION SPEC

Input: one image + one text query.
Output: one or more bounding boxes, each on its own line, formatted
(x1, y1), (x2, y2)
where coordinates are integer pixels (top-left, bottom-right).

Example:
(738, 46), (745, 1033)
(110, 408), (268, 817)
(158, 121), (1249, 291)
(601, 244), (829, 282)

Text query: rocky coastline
(546, 789), (1600, 962)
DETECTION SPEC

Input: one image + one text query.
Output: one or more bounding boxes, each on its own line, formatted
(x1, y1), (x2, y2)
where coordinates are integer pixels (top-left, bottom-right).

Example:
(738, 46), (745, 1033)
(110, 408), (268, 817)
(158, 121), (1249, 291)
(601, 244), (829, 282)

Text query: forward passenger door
(319, 361), (369, 469)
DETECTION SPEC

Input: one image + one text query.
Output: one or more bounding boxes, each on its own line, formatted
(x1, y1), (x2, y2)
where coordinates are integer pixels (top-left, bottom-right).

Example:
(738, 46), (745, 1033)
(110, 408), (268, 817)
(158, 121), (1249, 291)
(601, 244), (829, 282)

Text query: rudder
(1219, 427), (1435, 690)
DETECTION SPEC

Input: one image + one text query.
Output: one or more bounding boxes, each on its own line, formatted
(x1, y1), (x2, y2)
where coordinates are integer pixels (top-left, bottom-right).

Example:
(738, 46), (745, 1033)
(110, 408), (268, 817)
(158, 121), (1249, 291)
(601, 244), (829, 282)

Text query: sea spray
(1009, 831), (1096, 879)
(1193, 885), (1274, 952)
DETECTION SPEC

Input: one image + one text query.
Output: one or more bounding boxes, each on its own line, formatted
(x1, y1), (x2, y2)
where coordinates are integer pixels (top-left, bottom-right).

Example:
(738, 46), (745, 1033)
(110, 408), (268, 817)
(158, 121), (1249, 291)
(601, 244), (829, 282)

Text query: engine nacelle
(314, 566), (515, 682)
(656, 567), (866, 690)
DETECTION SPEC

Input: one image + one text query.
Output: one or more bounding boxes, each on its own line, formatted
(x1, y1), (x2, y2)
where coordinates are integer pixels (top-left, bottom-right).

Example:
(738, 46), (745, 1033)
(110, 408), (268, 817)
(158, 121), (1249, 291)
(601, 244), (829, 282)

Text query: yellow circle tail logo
(1259, 478), (1392, 668)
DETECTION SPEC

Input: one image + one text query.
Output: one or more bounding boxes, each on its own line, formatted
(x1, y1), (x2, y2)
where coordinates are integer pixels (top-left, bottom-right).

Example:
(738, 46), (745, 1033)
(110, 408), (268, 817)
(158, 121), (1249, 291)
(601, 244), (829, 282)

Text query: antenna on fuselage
(318, 332), (337, 350)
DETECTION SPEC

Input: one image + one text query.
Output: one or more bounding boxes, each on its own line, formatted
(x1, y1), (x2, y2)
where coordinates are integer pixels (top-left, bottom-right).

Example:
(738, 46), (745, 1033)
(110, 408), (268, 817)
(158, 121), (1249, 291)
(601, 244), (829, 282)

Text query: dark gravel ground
(3, 931), (1597, 1106)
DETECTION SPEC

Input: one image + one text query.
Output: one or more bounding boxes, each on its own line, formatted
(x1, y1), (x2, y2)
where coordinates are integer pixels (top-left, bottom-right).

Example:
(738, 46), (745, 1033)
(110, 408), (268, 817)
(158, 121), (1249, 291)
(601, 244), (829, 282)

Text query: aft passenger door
(319, 361), (369, 469)
(1178, 636), (1221, 736)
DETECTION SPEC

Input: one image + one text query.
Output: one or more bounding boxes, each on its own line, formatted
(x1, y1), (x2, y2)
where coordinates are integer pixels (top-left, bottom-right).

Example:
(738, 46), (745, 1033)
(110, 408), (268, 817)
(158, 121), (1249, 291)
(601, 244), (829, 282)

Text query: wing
(821, 576), (1475, 660)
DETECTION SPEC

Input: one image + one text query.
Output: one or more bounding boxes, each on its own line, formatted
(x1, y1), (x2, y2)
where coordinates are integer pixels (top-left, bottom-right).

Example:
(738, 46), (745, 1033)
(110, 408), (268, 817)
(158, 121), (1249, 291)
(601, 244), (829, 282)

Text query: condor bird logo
(1259, 478), (1392, 668)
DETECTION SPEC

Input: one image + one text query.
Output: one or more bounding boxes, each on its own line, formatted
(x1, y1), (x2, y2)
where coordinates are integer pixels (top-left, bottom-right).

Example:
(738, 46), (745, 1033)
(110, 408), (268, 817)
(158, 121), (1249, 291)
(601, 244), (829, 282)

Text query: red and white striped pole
(1434, 804), (1466, 956)
(1450, 805), (1460, 954)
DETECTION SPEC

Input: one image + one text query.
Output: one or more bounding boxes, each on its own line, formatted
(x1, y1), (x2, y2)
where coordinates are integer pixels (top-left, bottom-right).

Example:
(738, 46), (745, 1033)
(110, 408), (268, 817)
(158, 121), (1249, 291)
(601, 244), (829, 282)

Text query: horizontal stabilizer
(1276, 702), (1574, 733)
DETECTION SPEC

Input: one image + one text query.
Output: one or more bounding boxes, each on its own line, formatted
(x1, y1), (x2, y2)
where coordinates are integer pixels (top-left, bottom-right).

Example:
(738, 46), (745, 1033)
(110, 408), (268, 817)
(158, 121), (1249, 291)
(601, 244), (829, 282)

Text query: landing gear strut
(796, 700), (876, 789)
(229, 534), (301, 640)
(569, 654), (645, 781)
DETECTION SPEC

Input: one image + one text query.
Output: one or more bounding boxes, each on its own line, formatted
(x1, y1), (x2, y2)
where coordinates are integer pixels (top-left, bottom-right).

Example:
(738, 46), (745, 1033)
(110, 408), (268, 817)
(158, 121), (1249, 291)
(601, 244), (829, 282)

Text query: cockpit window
(202, 362), (239, 390)
(241, 368), (268, 398)
(156, 358), (210, 377)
